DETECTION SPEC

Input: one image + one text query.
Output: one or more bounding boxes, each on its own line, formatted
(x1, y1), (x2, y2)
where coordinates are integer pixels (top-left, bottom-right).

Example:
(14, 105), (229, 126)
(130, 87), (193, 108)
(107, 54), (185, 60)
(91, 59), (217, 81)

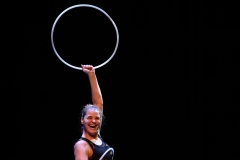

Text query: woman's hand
(81, 64), (95, 75)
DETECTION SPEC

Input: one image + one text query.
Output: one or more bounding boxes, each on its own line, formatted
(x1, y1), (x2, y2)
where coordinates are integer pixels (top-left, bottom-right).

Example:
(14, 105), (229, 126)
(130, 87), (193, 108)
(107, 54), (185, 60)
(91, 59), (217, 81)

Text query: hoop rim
(51, 4), (119, 70)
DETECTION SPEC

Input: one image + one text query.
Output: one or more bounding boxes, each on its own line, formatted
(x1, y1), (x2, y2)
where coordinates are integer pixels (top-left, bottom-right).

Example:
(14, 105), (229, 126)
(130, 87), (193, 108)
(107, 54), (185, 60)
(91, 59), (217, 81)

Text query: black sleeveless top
(80, 136), (114, 160)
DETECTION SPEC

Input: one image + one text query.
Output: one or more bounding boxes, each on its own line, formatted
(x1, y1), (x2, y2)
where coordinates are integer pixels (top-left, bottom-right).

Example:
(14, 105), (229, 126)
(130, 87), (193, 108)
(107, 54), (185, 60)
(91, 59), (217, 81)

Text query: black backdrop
(4, 1), (239, 160)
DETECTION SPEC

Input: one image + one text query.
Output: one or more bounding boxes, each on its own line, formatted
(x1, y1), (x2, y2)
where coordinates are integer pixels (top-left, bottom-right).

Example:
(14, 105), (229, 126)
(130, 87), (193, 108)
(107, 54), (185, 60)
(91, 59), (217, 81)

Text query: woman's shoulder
(74, 140), (92, 159)
(74, 139), (89, 150)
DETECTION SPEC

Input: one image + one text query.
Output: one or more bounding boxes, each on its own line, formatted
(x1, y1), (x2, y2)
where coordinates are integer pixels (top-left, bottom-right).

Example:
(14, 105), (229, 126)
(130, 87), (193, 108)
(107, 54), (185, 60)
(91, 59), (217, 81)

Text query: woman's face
(81, 109), (101, 136)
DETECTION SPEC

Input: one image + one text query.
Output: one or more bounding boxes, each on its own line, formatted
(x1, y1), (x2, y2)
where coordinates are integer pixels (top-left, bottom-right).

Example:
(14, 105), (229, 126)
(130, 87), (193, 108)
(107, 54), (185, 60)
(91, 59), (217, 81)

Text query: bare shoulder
(74, 140), (88, 150)
(74, 140), (90, 159)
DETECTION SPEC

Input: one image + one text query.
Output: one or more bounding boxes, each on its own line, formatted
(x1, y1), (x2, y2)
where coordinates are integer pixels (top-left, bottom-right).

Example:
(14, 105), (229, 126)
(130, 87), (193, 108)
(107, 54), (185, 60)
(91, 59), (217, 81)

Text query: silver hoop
(51, 4), (119, 70)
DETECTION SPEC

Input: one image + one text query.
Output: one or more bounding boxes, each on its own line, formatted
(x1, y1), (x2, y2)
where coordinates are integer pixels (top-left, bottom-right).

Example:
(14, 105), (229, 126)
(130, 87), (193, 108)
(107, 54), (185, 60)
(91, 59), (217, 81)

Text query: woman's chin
(89, 131), (98, 137)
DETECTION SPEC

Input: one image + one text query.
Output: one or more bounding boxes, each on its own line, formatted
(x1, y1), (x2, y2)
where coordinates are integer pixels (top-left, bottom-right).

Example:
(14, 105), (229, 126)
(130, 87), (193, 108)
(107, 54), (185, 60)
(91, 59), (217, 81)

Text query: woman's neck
(81, 132), (102, 145)
(82, 132), (98, 140)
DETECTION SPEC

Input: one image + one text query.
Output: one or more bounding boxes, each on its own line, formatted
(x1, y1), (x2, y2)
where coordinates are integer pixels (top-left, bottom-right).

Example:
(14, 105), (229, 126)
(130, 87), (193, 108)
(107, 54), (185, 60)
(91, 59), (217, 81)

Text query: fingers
(81, 64), (93, 68)
(81, 64), (94, 73)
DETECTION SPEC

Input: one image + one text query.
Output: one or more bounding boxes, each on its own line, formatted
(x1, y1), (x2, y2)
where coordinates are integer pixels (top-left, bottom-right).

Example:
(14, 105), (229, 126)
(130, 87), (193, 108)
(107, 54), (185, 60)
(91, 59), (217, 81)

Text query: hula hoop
(51, 4), (119, 70)
(99, 148), (114, 160)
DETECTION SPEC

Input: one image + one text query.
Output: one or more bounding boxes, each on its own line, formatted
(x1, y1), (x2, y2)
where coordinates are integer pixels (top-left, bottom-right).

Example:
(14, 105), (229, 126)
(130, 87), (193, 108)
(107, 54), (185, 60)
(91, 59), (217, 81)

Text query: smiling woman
(73, 65), (114, 160)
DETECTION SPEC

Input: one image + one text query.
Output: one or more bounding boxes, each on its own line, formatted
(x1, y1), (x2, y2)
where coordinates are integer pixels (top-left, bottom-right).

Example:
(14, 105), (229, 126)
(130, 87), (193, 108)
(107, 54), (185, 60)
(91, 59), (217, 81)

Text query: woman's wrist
(88, 72), (96, 78)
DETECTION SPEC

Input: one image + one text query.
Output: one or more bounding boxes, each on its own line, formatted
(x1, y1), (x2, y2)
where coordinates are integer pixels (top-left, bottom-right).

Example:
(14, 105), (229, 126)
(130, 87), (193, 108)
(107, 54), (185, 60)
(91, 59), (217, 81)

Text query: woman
(74, 65), (114, 160)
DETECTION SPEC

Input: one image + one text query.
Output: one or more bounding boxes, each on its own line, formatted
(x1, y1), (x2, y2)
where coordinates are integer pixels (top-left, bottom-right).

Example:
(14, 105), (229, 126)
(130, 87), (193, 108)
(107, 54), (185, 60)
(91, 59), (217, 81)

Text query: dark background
(4, 1), (239, 160)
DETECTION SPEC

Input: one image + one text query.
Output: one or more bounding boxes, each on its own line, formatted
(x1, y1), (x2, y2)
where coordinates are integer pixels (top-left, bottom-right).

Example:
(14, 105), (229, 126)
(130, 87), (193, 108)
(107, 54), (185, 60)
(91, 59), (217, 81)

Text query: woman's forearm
(88, 72), (103, 112)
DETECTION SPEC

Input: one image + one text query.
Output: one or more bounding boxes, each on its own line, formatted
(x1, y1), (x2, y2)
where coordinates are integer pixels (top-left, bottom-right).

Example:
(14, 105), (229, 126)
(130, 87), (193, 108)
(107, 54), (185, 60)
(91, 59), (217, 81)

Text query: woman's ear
(81, 117), (84, 124)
